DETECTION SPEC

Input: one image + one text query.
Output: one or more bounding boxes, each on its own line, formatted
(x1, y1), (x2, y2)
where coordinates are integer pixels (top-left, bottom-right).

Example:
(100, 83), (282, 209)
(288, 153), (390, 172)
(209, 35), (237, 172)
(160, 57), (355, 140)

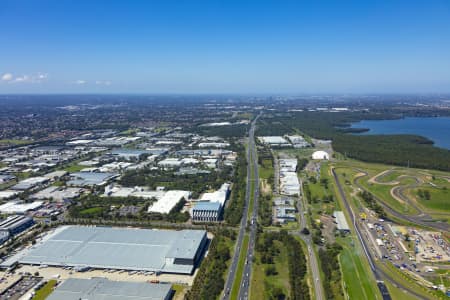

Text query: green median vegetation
(230, 234), (249, 300)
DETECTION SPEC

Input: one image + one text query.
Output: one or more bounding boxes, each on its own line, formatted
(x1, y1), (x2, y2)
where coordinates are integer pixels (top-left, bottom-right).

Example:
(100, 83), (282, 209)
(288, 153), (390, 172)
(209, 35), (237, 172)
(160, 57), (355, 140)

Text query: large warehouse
(47, 278), (172, 300)
(2, 226), (207, 274)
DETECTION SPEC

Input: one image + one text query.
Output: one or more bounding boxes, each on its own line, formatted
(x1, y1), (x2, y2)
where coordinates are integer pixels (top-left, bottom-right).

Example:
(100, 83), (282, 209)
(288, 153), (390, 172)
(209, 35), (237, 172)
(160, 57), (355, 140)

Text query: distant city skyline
(1, 0), (450, 94)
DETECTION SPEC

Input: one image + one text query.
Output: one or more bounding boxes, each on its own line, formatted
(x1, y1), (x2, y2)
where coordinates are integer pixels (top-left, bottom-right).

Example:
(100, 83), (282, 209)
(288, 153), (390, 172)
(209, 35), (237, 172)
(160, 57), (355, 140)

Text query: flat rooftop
(4, 226), (207, 274)
(47, 278), (172, 300)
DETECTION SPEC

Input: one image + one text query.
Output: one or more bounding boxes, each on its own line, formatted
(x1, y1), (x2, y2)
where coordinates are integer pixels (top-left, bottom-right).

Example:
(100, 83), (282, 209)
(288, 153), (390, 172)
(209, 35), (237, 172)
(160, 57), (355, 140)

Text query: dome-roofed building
(312, 150), (330, 160)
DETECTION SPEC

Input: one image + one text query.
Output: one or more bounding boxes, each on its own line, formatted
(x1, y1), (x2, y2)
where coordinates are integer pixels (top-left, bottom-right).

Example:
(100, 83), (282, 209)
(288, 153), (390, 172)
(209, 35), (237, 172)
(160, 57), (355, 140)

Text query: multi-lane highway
(223, 114), (260, 300)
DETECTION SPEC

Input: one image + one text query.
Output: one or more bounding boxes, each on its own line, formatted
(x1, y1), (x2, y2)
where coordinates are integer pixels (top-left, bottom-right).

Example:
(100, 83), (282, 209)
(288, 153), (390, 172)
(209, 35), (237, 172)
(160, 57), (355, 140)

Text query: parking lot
(9, 265), (195, 286)
(0, 276), (42, 300)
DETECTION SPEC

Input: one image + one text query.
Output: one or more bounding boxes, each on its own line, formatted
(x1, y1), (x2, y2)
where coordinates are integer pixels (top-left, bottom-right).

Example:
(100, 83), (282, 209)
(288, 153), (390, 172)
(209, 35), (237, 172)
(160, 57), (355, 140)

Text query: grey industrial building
(192, 202), (222, 222)
(47, 278), (173, 300)
(2, 226), (207, 274)
(0, 215), (34, 236)
(67, 172), (119, 186)
(333, 211), (350, 233)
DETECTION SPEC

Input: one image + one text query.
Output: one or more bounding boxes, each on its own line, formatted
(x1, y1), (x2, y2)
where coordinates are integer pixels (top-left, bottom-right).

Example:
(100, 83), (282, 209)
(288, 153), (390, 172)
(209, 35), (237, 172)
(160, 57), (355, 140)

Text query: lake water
(350, 117), (450, 150)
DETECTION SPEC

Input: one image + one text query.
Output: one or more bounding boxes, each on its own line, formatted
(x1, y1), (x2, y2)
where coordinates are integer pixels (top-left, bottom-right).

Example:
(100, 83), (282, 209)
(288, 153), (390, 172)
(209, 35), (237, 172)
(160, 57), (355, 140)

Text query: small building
(47, 278), (173, 300)
(158, 158), (182, 168)
(192, 202), (222, 222)
(312, 151), (330, 160)
(0, 175), (16, 184)
(0, 215), (35, 236)
(0, 201), (44, 215)
(199, 183), (230, 205)
(198, 142), (230, 148)
(11, 176), (49, 190)
(67, 171), (119, 186)
(274, 206), (296, 223)
(258, 136), (291, 147)
(110, 148), (154, 161)
(0, 190), (20, 200)
(0, 231), (9, 244)
(333, 211), (350, 233)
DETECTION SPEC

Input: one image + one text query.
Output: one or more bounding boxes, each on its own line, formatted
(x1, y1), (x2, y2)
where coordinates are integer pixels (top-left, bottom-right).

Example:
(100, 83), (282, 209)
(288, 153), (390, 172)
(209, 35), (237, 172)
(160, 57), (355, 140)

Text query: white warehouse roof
(0, 201), (44, 214)
(148, 190), (190, 214)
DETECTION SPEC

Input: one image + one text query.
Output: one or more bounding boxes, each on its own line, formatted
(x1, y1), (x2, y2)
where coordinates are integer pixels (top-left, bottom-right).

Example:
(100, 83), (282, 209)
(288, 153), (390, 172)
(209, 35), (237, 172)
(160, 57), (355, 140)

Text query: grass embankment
(230, 234), (249, 300)
(32, 280), (57, 300)
(338, 237), (381, 300)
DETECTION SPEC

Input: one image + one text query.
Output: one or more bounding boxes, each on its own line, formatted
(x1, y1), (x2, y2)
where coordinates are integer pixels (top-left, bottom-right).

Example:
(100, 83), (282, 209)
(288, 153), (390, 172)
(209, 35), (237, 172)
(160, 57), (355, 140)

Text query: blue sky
(1, 0), (450, 93)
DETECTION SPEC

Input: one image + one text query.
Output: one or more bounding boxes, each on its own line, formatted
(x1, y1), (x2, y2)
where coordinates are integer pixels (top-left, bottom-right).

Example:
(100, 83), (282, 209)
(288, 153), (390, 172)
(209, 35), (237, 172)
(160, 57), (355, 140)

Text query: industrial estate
(0, 95), (448, 300)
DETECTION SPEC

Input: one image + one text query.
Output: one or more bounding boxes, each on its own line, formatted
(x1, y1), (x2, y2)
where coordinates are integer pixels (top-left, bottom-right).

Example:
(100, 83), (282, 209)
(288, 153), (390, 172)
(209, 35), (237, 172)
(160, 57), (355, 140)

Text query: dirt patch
(260, 179), (271, 195)
(320, 215), (336, 244)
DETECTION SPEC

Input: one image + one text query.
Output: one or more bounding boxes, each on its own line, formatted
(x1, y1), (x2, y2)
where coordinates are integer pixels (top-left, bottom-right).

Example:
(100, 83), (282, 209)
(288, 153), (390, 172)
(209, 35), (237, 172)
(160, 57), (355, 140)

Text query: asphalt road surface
(223, 114), (260, 300)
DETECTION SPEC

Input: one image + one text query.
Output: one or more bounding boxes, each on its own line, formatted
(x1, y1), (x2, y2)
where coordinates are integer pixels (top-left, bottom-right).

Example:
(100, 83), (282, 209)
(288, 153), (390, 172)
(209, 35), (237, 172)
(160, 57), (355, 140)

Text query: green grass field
(32, 280), (57, 300)
(230, 234), (249, 300)
(385, 281), (417, 300)
(413, 187), (449, 212)
(259, 158), (273, 180)
(338, 237), (381, 300)
(360, 180), (418, 214)
(0, 139), (31, 145)
(79, 207), (103, 216)
(250, 240), (291, 299)
(63, 164), (85, 172)
(334, 159), (450, 217)
(375, 170), (403, 183)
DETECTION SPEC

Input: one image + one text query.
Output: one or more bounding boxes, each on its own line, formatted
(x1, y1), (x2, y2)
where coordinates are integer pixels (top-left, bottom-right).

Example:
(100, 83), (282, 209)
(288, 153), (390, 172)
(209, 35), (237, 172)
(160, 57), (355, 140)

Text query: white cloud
(14, 75), (29, 82)
(1, 72), (48, 83)
(1, 73), (13, 81)
(95, 80), (112, 86)
(75, 80), (87, 85)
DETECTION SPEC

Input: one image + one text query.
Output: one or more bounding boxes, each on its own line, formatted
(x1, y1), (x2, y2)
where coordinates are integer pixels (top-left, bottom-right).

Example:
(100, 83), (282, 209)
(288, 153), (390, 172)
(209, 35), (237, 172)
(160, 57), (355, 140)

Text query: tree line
(255, 230), (310, 300)
(318, 243), (344, 299)
(224, 144), (247, 225)
(185, 228), (236, 300)
(256, 111), (450, 171)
